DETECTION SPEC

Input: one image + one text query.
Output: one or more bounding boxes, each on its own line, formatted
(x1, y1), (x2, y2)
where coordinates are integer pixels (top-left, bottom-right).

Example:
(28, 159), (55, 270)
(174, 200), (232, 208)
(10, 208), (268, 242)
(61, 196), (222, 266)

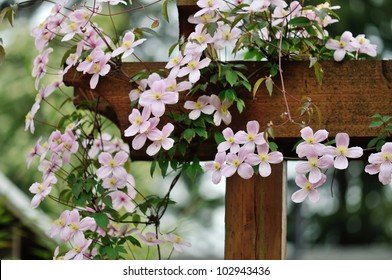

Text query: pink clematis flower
(139, 79), (179, 117)
(64, 234), (93, 260)
(111, 31), (146, 59)
(222, 148), (254, 179)
(365, 142), (392, 185)
(131, 117), (160, 150)
(137, 232), (164, 246)
(295, 150), (334, 183)
(296, 126), (328, 158)
(124, 107), (151, 137)
(109, 188), (136, 212)
(146, 123), (175, 156)
(246, 143), (284, 177)
(50, 210), (71, 241)
(25, 103), (40, 134)
(325, 31), (356, 61)
(210, 94), (232, 126)
(177, 56), (211, 83)
(322, 133), (363, 169)
(204, 152), (227, 184)
(194, 0), (223, 17)
(351, 34), (377, 57)
(64, 209), (97, 241)
(96, 151), (129, 179)
(217, 127), (241, 153)
(236, 120), (266, 151)
(164, 233), (192, 253)
(184, 95), (215, 120)
(291, 174), (327, 203)
(29, 174), (57, 208)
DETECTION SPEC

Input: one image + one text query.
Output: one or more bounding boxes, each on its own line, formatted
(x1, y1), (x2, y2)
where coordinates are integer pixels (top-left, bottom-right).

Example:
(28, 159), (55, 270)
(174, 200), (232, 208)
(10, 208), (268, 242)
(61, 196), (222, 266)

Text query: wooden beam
(225, 163), (286, 259)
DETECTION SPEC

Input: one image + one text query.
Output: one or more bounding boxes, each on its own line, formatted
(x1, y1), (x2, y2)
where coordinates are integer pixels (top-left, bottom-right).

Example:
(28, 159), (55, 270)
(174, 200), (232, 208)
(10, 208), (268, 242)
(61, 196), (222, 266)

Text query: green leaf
(214, 131), (225, 144)
(236, 98), (245, 114)
(194, 127), (208, 139)
(265, 77), (273, 96)
(182, 128), (195, 143)
(313, 62), (324, 85)
(288, 16), (311, 27)
(162, 0), (169, 22)
(92, 212), (110, 229)
(225, 70), (238, 86)
(224, 89), (236, 102)
(309, 57), (318, 68)
(126, 235), (141, 248)
(370, 120), (384, 128)
(253, 77), (265, 97)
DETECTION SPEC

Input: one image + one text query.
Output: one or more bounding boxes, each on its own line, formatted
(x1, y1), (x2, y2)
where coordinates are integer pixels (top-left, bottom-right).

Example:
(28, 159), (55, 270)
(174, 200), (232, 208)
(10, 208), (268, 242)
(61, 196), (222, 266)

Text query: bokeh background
(1, 0), (392, 259)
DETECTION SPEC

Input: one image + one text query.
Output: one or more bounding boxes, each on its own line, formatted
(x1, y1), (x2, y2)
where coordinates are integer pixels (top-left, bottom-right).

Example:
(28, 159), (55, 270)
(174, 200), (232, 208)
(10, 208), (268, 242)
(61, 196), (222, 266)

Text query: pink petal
(334, 49), (346, 62)
(258, 161), (272, 177)
(268, 151), (283, 164)
(335, 133), (349, 147)
(308, 167), (322, 183)
(291, 189), (308, 203)
(295, 174), (308, 188)
(300, 126), (314, 140)
(295, 162), (311, 174)
(334, 155), (348, 169)
(313, 129), (328, 143)
(212, 171), (222, 184)
(238, 163), (254, 179)
(308, 189), (320, 203)
(345, 147), (363, 158)
(365, 163), (380, 175)
(222, 165), (237, 177)
(246, 120), (259, 134)
(114, 151), (128, 165)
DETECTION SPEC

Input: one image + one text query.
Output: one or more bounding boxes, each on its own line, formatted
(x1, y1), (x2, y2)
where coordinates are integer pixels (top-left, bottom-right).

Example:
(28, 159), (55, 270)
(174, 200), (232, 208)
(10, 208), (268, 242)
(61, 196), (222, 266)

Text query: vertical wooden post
(224, 162), (287, 259)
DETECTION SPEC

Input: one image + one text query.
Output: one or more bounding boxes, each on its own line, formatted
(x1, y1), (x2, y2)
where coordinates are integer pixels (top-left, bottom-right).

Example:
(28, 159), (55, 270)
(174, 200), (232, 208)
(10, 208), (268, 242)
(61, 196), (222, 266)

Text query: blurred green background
(0, 0), (392, 259)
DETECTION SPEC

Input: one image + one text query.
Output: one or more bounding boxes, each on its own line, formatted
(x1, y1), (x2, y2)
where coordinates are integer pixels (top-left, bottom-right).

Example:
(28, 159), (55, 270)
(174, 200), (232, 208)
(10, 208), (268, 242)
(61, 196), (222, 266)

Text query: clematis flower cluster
(292, 127), (363, 203)
(204, 120), (284, 184)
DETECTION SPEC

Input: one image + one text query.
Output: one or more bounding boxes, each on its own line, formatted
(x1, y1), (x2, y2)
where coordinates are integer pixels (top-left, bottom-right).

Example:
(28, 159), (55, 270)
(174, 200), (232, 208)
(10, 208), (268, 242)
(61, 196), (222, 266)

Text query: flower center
(247, 134), (255, 141)
(339, 41), (346, 48)
(73, 246), (81, 253)
(69, 223), (79, 231)
(304, 182), (312, 190)
(214, 162), (221, 170)
(135, 116), (142, 124)
(188, 60), (198, 70)
(154, 92), (162, 100)
(382, 151), (392, 161)
(337, 146), (347, 155)
(308, 158), (318, 167)
(195, 101), (203, 109)
(123, 41), (131, 49)
(306, 137), (315, 144)
(37, 183), (44, 193)
(108, 159), (116, 167)
(259, 153), (269, 162)
(92, 62), (101, 73)
(233, 159), (240, 167)
(228, 137), (234, 144)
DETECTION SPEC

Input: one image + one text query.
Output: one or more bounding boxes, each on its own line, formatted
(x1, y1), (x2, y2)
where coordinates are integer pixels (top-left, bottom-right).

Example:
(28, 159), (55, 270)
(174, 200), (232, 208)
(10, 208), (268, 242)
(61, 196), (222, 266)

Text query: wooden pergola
(64, 0), (392, 259)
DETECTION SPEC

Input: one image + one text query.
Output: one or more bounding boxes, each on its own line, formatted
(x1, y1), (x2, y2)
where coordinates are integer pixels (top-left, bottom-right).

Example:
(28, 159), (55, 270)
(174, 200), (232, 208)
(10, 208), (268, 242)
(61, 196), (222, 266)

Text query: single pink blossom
(139, 79), (179, 117)
(124, 107), (151, 137)
(50, 210), (71, 241)
(217, 127), (241, 153)
(64, 234), (93, 260)
(222, 148), (254, 179)
(204, 152), (227, 184)
(109, 189), (136, 212)
(164, 233), (192, 253)
(96, 151), (129, 179)
(138, 232), (164, 246)
(209, 94), (232, 126)
(246, 143), (283, 177)
(177, 56), (211, 83)
(64, 209), (97, 241)
(325, 31), (356, 61)
(322, 133), (363, 169)
(184, 95), (215, 120)
(131, 117), (160, 150)
(111, 31), (146, 59)
(29, 174), (57, 208)
(295, 150), (334, 183)
(194, 0), (223, 17)
(365, 142), (392, 185)
(146, 123), (175, 156)
(296, 126), (328, 157)
(291, 174), (327, 203)
(236, 120), (266, 151)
